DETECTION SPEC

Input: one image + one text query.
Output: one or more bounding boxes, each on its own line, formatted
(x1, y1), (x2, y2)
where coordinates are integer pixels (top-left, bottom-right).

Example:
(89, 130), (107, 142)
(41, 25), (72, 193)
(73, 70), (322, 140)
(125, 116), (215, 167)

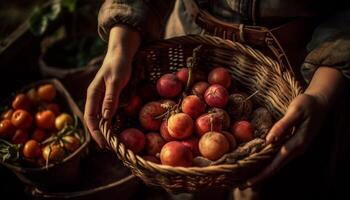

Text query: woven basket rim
(100, 34), (301, 177)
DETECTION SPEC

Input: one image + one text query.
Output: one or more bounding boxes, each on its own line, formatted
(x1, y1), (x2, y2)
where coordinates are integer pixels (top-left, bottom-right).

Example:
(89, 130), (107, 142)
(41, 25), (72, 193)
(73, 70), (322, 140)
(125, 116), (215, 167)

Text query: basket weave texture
(99, 35), (302, 193)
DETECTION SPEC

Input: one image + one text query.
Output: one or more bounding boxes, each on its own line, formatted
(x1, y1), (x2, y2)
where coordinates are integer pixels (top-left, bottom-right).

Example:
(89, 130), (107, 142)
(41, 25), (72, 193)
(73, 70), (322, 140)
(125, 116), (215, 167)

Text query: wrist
(106, 25), (141, 59)
(304, 66), (345, 111)
(303, 90), (330, 112)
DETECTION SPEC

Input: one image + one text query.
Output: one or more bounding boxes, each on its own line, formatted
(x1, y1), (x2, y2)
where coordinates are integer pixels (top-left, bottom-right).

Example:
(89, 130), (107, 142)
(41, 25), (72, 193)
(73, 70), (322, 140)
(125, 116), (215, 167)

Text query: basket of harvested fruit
(0, 79), (90, 190)
(99, 35), (302, 193)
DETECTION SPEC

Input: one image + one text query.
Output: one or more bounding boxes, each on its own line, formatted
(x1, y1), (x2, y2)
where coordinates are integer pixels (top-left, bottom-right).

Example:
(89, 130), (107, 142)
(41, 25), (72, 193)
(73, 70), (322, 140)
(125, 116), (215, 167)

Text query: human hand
(241, 93), (328, 188)
(241, 66), (345, 188)
(84, 26), (140, 148)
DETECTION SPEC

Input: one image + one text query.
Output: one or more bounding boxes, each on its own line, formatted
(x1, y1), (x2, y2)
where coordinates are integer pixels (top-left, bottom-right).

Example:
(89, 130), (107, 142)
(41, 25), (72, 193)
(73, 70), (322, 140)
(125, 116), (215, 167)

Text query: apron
(164, 0), (318, 86)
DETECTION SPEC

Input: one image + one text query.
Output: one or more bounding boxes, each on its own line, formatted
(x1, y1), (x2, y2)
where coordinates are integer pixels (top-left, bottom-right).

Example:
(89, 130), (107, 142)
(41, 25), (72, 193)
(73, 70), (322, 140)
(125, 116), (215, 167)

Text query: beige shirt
(98, 0), (350, 82)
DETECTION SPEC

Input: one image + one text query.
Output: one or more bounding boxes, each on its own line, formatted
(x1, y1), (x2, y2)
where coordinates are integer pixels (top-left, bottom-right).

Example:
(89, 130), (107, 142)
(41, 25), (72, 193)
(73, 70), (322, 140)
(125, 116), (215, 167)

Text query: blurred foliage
(31, 0), (106, 68)
(29, 0), (78, 36)
(43, 33), (105, 68)
(1, 0), (104, 69)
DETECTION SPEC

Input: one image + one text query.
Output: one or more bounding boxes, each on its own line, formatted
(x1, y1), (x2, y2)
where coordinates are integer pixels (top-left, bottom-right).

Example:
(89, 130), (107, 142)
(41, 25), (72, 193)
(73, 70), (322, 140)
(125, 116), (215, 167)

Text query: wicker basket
(0, 79), (90, 190)
(99, 35), (302, 193)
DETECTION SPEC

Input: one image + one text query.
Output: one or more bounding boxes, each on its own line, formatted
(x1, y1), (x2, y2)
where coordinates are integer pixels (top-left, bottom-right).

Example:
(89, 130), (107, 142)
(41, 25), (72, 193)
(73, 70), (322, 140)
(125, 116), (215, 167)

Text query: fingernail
(266, 136), (278, 144)
(246, 181), (252, 187)
(103, 109), (111, 119)
(266, 135), (273, 144)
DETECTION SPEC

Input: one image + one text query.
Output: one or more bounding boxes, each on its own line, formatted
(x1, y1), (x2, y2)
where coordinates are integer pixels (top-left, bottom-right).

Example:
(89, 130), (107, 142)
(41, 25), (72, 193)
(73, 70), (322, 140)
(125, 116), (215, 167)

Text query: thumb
(102, 81), (120, 120)
(266, 106), (303, 144)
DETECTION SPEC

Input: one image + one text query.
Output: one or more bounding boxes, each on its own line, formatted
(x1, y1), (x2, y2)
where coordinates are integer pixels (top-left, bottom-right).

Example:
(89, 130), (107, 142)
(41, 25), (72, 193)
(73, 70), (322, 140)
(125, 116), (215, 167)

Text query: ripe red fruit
(208, 108), (231, 130)
(160, 141), (193, 167)
(167, 113), (193, 139)
(12, 93), (31, 110)
(35, 110), (55, 130)
(195, 113), (223, 137)
(199, 131), (229, 161)
(0, 119), (15, 138)
(156, 73), (183, 98)
(176, 68), (190, 85)
(208, 67), (232, 88)
(124, 95), (142, 117)
(145, 132), (166, 156)
(222, 131), (237, 151)
(37, 84), (57, 101)
(204, 84), (229, 108)
(11, 129), (29, 144)
(46, 103), (60, 115)
(181, 95), (206, 119)
(231, 121), (254, 143)
(191, 81), (209, 98)
(1, 109), (14, 120)
(182, 137), (200, 157)
(119, 128), (145, 154)
(139, 102), (166, 131)
(31, 129), (47, 142)
(11, 109), (33, 129)
(23, 140), (42, 159)
(160, 121), (176, 141)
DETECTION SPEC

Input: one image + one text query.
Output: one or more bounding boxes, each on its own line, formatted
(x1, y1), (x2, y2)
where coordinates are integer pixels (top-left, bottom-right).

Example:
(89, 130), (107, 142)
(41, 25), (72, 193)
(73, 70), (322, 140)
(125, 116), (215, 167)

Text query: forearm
(105, 25), (141, 62)
(304, 67), (346, 109)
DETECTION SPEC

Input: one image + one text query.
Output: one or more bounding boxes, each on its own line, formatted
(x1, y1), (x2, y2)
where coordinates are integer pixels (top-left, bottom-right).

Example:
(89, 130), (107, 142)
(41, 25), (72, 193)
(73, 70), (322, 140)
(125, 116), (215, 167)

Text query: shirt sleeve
(301, 9), (350, 83)
(98, 0), (175, 41)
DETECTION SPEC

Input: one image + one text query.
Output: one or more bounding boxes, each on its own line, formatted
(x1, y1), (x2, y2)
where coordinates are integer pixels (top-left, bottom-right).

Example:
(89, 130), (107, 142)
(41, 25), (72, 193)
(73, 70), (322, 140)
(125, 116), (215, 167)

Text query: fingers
(243, 132), (305, 188)
(266, 105), (303, 144)
(102, 79), (120, 120)
(84, 83), (108, 148)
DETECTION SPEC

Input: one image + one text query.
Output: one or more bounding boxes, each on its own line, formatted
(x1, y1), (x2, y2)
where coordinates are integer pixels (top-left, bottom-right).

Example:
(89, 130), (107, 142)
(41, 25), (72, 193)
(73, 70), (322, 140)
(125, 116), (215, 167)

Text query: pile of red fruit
(117, 66), (268, 167)
(0, 83), (82, 166)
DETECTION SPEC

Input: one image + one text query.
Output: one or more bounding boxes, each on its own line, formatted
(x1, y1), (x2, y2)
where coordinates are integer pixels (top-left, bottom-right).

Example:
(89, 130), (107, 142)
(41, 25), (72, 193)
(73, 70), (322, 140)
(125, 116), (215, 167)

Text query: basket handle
(184, 0), (295, 75)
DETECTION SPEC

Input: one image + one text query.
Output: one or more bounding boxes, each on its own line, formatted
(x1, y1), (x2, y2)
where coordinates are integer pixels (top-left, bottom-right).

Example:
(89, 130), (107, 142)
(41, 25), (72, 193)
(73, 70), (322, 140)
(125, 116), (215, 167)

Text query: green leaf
(29, 7), (49, 36)
(29, 2), (62, 36)
(46, 2), (62, 21)
(62, 0), (78, 13)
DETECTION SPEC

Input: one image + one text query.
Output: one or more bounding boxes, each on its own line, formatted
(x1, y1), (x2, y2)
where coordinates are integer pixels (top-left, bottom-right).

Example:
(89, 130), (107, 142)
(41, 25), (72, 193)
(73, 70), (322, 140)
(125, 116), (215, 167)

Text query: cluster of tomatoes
(116, 65), (273, 167)
(0, 83), (81, 166)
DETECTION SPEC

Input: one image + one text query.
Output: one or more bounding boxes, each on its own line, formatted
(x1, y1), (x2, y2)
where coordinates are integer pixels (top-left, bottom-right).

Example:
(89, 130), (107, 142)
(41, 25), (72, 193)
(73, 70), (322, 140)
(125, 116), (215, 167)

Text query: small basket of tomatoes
(0, 79), (90, 190)
(98, 35), (302, 193)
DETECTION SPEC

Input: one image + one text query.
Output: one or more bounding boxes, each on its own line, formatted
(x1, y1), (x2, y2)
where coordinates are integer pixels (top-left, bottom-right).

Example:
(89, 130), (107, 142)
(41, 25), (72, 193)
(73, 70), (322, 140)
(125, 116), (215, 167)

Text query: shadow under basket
(0, 79), (90, 190)
(100, 35), (302, 193)
(25, 150), (141, 200)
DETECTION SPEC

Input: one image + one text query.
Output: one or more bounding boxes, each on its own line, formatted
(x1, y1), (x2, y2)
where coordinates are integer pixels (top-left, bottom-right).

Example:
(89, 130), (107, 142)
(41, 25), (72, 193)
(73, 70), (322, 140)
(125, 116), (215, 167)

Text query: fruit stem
(184, 45), (203, 94)
(245, 90), (259, 102)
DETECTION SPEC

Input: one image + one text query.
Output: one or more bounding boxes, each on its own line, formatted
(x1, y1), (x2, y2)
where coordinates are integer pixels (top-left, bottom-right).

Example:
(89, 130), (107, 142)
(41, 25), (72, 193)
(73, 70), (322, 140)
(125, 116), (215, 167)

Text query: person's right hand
(84, 26), (141, 148)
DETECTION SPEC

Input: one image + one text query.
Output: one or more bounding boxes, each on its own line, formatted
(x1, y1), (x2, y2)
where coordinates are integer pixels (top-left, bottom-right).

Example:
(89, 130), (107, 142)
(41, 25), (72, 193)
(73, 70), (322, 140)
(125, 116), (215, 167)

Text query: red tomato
(42, 144), (65, 162)
(1, 109), (14, 120)
(11, 109), (33, 129)
(0, 119), (15, 138)
(31, 129), (47, 142)
(12, 93), (32, 110)
(26, 88), (40, 104)
(23, 140), (42, 159)
(46, 103), (60, 115)
(37, 84), (56, 101)
(35, 110), (55, 129)
(11, 129), (29, 144)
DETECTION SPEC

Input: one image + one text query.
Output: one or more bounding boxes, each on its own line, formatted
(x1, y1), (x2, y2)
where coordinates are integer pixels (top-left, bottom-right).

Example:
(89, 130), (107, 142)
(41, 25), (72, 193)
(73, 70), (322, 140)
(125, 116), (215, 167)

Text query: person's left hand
(241, 92), (329, 188)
